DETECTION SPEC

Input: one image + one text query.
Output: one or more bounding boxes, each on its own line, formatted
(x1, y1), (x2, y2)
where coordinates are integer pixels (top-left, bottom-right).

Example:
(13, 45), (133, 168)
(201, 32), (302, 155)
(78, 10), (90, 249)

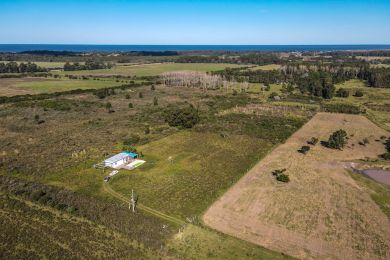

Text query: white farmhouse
(104, 152), (138, 169)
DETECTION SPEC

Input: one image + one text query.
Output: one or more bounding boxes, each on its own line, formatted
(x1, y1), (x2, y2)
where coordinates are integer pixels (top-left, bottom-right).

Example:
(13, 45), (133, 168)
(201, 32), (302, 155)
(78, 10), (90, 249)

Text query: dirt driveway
(203, 113), (390, 259)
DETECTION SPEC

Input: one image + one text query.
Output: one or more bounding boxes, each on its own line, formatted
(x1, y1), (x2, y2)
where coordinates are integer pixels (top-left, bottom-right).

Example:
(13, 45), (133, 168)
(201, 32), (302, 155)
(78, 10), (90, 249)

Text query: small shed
(104, 152), (138, 168)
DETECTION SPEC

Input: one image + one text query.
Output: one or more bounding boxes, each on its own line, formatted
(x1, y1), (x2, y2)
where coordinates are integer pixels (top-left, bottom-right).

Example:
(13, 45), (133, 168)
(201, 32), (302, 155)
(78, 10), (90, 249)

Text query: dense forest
(0, 62), (47, 73)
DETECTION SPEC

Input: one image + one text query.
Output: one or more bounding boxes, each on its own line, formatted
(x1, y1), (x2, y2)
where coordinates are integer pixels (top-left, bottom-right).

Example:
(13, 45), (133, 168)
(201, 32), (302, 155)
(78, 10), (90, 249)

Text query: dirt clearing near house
(203, 113), (390, 259)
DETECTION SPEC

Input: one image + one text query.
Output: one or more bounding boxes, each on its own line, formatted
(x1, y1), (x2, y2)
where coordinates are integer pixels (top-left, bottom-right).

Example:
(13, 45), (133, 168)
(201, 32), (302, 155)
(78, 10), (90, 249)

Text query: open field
(56, 63), (244, 77)
(14, 61), (67, 69)
(204, 113), (390, 259)
(0, 192), (157, 259)
(0, 82), (304, 259)
(249, 64), (281, 71)
(0, 77), (124, 96)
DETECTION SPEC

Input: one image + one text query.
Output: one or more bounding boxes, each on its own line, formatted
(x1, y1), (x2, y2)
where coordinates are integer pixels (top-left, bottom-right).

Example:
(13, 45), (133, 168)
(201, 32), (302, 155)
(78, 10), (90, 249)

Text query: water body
(1, 44), (390, 52)
(361, 169), (390, 185)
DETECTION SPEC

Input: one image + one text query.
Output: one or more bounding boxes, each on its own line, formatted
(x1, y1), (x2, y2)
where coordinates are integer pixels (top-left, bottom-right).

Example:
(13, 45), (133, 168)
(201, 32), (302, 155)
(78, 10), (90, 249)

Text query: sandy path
(203, 113), (390, 259)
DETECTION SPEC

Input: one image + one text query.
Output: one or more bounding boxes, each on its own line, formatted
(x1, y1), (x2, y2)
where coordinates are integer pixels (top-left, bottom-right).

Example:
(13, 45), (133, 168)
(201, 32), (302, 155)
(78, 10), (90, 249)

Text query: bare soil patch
(203, 113), (390, 259)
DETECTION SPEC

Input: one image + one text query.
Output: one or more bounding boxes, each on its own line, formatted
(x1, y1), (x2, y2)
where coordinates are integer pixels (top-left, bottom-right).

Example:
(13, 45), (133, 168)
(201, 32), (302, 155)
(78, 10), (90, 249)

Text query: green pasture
(14, 79), (123, 93)
(57, 63), (244, 77)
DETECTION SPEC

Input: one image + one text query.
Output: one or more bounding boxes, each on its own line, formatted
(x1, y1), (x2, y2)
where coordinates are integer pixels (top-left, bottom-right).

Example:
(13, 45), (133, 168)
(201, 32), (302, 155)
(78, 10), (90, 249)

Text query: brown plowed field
(203, 113), (390, 259)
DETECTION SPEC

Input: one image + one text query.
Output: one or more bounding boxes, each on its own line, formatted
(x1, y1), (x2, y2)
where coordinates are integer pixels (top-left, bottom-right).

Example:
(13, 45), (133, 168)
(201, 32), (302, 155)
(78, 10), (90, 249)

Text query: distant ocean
(1, 44), (390, 52)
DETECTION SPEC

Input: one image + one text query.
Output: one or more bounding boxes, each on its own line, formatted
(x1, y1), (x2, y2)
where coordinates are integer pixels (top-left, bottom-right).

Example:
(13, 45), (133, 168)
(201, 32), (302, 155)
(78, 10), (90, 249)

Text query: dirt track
(203, 113), (390, 259)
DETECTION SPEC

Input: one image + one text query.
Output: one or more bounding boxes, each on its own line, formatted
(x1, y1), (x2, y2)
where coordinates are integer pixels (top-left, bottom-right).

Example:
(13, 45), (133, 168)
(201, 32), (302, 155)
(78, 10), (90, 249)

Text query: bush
(123, 134), (140, 146)
(385, 138), (390, 152)
(321, 103), (364, 114)
(308, 137), (319, 145)
(381, 152), (390, 160)
(336, 88), (349, 98)
(144, 125), (150, 135)
(125, 93), (131, 99)
(128, 103), (133, 108)
(327, 129), (348, 149)
(30, 190), (45, 201)
(354, 90), (364, 97)
(165, 105), (200, 128)
(272, 169), (290, 183)
(138, 92), (143, 98)
(298, 145), (310, 154)
(151, 85), (155, 91)
(276, 174), (290, 183)
(269, 92), (278, 99)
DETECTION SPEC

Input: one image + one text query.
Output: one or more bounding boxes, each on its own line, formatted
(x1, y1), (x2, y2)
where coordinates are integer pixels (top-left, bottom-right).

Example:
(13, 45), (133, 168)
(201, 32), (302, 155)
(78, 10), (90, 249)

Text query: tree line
(64, 60), (113, 71)
(0, 62), (47, 73)
(177, 52), (280, 65)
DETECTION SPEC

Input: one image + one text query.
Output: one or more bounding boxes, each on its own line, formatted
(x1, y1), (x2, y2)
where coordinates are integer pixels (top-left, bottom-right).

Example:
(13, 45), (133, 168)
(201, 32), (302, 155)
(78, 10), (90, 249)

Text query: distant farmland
(0, 77), (123, 96)
(57, 63), (245, 77)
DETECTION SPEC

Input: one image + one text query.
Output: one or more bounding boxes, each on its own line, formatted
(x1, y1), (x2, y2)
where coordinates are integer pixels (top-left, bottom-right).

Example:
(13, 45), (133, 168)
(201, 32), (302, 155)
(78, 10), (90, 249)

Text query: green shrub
(128, 102), (133, 108)
(272, 169), (290, 182)
(276, 174), (290, 183)
(327, 129), (348, 149)
(308, 137), (319, 145)
(139, 92), (143, 98)
(336, 88), (349, 97)
(381, 152), (390, 160)
(123, 134), (140, 146)
(30, 190), (45, 201)
(385, 138), (390, 152)
(354, 90), (364, 97)
(321, 103), (364, 114)
(165, 105), (200, 129)
(298, 145), (310, 154)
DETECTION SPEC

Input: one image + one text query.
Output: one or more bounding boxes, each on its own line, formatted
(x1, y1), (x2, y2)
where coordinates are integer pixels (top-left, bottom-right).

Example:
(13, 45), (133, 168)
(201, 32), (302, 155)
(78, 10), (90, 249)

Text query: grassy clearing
(109, 131), (273, 219)
(107, 113), (304, 219)
(0, 77), (123, 96)
(57, 63), (244, 77)
(16, 78), (122, 92)
(249, 64), (281, 71)
(167, 224), (291, 260)
(334, 79), (390, 105)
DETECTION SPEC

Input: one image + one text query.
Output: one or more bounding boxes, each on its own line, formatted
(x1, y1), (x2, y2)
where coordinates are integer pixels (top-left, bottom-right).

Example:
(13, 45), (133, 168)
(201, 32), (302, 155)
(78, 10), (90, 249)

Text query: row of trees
(177, 53), (280, 65)
(64, 60), (113, 71)
(0, 62), (47, 73)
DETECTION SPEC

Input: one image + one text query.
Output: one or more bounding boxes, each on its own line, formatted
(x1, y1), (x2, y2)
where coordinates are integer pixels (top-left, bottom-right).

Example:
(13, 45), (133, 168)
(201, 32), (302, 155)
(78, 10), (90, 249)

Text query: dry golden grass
(204, 113), (390, 259)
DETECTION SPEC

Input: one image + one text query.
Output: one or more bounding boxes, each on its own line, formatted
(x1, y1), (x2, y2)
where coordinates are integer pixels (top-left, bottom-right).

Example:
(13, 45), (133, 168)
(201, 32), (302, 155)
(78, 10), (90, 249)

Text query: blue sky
(1, 0), (389, 44)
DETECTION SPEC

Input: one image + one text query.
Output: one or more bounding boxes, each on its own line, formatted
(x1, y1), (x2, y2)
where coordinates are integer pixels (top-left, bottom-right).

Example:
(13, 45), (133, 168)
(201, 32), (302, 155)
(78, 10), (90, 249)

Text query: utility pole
(130, 189), (136, 212)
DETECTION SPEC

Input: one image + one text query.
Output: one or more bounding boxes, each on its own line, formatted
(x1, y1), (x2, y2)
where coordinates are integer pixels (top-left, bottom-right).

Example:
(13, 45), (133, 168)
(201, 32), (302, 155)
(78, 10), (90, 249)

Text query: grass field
(204, 113), (390, 259)
(249, 64), (281, 71)
(0, 192), (157, 259)
(14, 61), (67, 69)
(0, 77), (124, 96)
(57, 62), (244, 77)
(332, 79), (390, 130)
(334, 79), (390, 105)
